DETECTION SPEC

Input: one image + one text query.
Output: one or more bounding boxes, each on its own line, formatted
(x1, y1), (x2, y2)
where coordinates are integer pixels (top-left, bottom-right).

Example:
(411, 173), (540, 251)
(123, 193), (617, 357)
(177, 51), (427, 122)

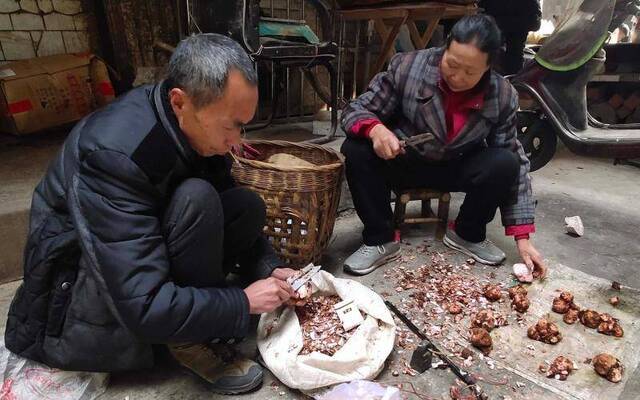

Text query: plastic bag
(0, 339), (108, 400)
(314, 380), (401, 400)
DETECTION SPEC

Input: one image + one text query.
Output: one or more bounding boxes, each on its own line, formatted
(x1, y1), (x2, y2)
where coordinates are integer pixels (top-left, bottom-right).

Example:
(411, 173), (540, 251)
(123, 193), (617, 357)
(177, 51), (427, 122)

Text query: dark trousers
(502, 30), (529, 75)
(162, 178), (267, 288)
(341, 138), (519, 246)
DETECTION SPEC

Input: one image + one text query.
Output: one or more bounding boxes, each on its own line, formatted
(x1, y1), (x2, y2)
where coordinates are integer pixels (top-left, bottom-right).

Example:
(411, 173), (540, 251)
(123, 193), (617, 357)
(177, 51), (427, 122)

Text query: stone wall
(0, 0), (90, 62)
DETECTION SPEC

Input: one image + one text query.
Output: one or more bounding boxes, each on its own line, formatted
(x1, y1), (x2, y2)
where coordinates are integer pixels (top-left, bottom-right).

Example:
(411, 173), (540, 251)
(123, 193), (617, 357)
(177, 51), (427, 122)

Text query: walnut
(597, 313), (624, 337)
(471, 309), (496, 331)
(579, 310), (602, 329)
(563, 309), (579, 324)
(483, 284), (502, 302)
(593, 354), (624, 383)
(469, 328), (492, 355)
(552, 298), (571, 314)
(547, 356), (574, 381)
(508, 285), (528, 299)
(460, 347), (474, 360)
(448, 303), (463, 315)
(610, 296), (620, 306)
(527, 318), (562, 344)
(559, 291), (574, 303)
(512, 293), (530, 313)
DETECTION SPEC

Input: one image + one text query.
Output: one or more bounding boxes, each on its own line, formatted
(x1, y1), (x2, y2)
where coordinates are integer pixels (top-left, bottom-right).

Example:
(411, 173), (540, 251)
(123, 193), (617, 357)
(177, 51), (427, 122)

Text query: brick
(0, 31), (36, 60)
(62, 30), (88, 52)
(37, 30), (64, 56)
(0, 14), (11, 30)
(52, 0), (81, 14)
(73, 13), (87, 30)
(37, 0), (52, 12)
(11, 12), (44, 30)
(44, 12), (74, 30)
(20, 0), (38, 13)
(0, 0), (20, 12)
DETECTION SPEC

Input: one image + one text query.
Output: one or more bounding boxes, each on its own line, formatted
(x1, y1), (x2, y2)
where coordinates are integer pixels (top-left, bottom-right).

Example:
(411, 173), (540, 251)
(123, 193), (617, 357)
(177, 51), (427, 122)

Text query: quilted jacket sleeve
(68, 149), (251, 343)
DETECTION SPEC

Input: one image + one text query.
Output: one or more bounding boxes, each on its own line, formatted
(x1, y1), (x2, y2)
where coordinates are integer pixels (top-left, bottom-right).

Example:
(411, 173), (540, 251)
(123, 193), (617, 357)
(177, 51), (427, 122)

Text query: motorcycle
(511, 0), (640, 171)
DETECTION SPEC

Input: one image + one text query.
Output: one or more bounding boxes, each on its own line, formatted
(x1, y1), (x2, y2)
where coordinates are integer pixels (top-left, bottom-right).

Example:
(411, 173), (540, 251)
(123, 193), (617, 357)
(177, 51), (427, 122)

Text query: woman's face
(441, 40), (490, 92)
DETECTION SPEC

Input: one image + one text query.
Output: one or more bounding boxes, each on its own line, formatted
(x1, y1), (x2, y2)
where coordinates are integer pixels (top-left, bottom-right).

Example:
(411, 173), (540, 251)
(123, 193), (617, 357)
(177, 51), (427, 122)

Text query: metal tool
(290, 264), (321, 292)
(399, 133), (434, 152)
(385, 300), (488, 400)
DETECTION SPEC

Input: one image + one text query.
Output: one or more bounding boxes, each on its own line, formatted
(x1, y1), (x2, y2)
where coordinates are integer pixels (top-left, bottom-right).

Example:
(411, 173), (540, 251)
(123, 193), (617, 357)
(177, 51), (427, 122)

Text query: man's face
(169, 69), (258, 157)
(441, 40), (490, 92)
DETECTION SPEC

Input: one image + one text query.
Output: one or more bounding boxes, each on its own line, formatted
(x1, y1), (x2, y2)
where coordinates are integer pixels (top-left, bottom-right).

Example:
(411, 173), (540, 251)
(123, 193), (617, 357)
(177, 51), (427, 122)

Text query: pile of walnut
(539, 356), (575, 381)
(593, 353), (624, 383)
(527, 318), (562, 344)
(295, 295), (355, 356)
(508, 285), (530, 313)
(551, 290), (624, 337)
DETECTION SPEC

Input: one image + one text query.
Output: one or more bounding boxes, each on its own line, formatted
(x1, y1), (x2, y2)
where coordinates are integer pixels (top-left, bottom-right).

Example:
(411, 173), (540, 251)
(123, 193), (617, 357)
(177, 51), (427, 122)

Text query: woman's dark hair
(446, 14), (502, 65)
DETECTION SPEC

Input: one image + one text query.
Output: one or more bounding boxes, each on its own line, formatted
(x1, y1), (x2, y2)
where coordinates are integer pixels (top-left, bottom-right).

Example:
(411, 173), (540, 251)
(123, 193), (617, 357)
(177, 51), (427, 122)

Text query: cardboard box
(0, 53), (115, 135)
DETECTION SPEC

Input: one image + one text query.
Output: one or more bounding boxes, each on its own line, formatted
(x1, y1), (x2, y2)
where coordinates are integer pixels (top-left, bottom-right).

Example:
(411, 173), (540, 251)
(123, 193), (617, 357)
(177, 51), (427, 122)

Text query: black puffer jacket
(479, 0), (542, 33)
(4, 82), (280, 372)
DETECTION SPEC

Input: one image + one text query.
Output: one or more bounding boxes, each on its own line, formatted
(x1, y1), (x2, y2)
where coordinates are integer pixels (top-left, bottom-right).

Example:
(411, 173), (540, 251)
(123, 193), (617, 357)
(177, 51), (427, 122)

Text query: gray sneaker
(443, 229), (506, 265)
(344, 241), (401, 275)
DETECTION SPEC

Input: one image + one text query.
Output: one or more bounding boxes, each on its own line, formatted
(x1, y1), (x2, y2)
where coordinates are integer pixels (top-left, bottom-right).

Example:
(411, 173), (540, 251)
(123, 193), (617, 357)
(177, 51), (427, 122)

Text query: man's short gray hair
(167, 33), (258, 108)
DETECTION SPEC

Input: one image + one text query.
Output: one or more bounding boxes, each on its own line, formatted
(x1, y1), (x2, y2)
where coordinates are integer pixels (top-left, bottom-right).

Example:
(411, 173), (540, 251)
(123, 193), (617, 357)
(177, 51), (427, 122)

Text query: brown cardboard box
(0, 53), (115, 135)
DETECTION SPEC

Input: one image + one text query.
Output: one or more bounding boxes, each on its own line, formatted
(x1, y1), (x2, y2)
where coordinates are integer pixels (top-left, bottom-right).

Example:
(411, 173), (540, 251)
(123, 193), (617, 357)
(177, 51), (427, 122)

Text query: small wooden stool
(393, 188), (451, 239)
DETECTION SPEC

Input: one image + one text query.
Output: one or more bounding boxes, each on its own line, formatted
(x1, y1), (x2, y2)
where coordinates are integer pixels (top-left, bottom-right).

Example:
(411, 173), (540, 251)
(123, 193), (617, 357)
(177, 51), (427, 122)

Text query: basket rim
(233, 140), (345, 172)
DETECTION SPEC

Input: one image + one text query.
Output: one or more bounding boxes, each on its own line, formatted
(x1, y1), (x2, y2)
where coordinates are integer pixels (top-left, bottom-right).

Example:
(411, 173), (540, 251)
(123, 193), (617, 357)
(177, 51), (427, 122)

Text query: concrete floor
(0, 125), (639, 399)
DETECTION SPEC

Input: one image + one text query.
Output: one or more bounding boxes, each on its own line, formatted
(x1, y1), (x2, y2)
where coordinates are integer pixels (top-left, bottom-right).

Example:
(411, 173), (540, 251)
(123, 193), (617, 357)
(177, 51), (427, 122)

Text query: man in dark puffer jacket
(4, 34), (299, 395)
(479, 0), (542, 74)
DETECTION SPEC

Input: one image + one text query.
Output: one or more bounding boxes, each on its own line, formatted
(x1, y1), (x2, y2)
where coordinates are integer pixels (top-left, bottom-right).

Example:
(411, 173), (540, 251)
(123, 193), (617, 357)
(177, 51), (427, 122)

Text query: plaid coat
(341, 47), (535, 227)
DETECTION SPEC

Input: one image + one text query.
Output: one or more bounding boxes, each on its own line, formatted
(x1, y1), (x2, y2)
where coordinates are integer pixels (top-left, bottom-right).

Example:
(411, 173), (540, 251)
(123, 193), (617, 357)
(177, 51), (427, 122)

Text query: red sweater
(350, 79), (535, 240)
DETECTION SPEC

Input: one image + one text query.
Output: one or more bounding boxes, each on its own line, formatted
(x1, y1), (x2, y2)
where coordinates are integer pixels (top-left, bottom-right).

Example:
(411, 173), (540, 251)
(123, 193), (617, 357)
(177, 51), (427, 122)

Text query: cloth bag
(257, 270), (396, 391)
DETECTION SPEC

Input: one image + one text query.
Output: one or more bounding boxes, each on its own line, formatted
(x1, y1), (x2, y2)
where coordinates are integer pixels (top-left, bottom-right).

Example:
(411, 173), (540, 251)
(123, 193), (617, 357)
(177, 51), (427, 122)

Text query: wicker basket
(231, 140), (345, 267)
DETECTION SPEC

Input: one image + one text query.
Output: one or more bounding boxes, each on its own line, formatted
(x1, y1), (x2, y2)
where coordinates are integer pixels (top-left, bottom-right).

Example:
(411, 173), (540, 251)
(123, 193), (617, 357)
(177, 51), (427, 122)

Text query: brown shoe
(169, 343), (263, 394)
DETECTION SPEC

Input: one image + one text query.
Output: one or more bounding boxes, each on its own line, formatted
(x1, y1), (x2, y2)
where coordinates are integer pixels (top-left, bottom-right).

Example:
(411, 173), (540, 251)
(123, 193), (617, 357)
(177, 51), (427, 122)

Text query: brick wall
(0, 0), (90, 62)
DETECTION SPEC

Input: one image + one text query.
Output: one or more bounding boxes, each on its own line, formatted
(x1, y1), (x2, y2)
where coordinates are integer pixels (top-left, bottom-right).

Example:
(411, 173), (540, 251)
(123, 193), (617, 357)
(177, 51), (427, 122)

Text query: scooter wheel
(517, 112), (557, 172)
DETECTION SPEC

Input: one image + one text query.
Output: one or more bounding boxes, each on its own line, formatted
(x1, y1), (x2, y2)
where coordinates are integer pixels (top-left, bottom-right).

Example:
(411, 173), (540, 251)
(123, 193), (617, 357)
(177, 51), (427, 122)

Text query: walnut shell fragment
(547, 356), (575, 381)
(563, 309), (579, 324)
(469, 327), (492, 355)
(483, 284), (502, 302)
(527, 318), (562, 344)
(471, 309), (496, 331)
(448, 303), (463, 315)
(593, 354), (624, 383)
(508, 285), (528, 299)
(597, 313), (624, 337)
(579, 309), (602, 329)
(610, 296), (620, 307)
(512, 293), (530, 313)
(559, 291), (574, 303)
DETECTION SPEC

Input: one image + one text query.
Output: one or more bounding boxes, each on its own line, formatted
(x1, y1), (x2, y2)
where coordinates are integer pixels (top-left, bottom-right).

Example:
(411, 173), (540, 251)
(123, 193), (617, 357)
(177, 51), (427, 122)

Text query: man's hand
(243, 277), (295, 314)
(271, 267), (298, 281)
(516, 239), (548, 279)
(370, 124), (404, 160)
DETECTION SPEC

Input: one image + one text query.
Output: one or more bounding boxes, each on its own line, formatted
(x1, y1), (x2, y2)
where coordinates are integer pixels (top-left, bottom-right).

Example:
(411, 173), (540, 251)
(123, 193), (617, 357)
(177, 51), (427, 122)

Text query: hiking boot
(443, 229), (506, 265)
(168, 342), (263, 394)
(344, 241), (401, 275)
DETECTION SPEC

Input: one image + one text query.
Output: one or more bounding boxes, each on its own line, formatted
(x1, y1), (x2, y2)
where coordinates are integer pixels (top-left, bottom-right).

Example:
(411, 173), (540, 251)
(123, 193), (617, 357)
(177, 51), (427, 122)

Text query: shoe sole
(343, 247), (401, 276)
(443, 235), (504, 266)
(181, 366), (263, 395)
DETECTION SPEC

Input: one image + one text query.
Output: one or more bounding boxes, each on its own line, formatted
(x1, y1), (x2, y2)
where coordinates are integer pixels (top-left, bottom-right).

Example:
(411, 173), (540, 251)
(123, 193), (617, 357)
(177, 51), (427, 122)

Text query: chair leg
(247, 62), (283, 131)
(307, 60), (338, 144)
(436, 193), (451, 240)
(421, 199), (434, 218)
(393, 193), (409, 229)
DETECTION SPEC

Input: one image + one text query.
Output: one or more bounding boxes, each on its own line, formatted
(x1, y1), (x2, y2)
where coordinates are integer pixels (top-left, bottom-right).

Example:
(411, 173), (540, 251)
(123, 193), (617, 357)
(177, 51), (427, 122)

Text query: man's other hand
(516, 239), (548, 279)
(243, 277), (295, 314)
(370, 124), (404, 160)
